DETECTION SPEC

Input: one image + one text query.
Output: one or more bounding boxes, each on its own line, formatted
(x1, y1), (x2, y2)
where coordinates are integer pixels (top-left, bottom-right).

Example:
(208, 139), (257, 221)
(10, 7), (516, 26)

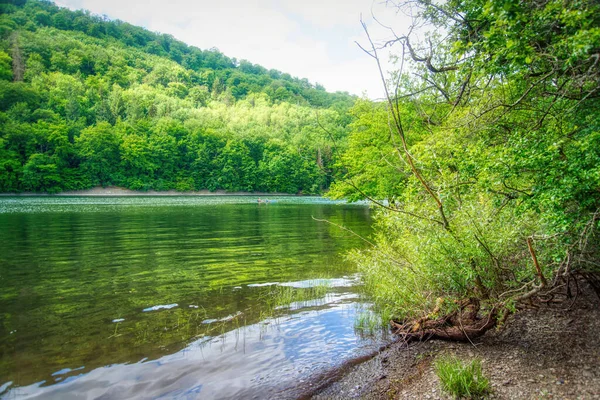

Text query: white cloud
(278, 0), (373, 28)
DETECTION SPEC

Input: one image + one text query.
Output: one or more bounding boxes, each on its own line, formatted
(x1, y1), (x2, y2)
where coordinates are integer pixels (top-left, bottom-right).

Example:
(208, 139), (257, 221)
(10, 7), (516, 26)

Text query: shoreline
(0, 186), (301, 197)
(308, 284), (600, 399)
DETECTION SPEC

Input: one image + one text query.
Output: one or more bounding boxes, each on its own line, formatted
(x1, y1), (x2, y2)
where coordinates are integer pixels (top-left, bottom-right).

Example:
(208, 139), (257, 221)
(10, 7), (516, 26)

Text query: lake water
(0, 196), (384, 399)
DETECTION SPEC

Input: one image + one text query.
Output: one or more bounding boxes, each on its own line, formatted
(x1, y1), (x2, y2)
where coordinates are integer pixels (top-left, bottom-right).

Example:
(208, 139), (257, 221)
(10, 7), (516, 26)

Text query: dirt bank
(309, 284), (600, 399)
(0, 186), (295, 196)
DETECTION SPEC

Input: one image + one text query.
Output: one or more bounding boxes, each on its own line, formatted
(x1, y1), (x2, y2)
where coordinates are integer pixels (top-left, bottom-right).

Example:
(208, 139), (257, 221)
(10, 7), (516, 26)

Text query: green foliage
(21, 153), (62, 192)
(76, 122), (121, 186)
(434, 356), (490, 399)
(332, 0), (600, 323)
(0, 138), (21, 190)
(0, 0), (357, 194)
(328, 99), (416, 202)
(0, 51), (12, 81)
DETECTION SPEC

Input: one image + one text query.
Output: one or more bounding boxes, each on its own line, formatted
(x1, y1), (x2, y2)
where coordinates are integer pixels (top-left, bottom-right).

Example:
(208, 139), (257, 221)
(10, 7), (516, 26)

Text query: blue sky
(53, 0), (410, 99)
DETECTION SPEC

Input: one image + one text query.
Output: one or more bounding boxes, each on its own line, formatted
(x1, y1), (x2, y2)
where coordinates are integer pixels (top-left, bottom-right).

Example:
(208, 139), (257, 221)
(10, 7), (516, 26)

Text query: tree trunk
(11, 32), (24, 82)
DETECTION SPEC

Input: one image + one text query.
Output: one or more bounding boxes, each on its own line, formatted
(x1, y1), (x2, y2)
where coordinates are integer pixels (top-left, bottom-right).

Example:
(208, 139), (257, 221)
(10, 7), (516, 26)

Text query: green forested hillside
(0, 0), (354, 193)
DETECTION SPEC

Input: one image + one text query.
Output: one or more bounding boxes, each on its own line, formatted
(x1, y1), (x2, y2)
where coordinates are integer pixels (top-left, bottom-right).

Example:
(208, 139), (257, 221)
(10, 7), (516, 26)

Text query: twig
(527, 237), (547, 287)
(311, 216), (375, 247)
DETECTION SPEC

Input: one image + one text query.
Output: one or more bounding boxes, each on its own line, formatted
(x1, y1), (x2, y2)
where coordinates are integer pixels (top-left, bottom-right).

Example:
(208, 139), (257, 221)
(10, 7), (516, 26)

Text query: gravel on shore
(308, 284), (600, 400)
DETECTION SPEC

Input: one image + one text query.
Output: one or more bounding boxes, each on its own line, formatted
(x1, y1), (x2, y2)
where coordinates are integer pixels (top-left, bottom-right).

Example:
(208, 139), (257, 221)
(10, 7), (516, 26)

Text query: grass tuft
(434, 356), (490, 399)
(354, 310), (382, 335)
(260, 281), (331, 319)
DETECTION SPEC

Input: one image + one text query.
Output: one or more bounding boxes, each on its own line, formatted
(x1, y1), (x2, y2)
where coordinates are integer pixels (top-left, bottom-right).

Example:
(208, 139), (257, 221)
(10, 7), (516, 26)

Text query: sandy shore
(0, 186), (296, 196)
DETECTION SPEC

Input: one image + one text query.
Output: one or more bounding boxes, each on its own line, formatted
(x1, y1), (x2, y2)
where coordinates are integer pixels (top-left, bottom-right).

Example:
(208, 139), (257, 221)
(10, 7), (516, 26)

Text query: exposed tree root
(390, 272), (600, 343)
(390, 298), (498, 343)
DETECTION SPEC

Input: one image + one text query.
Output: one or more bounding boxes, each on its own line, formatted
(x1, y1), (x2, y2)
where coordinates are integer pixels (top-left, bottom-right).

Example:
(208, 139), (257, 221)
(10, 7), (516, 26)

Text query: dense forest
(330, 0), (600, 339)
(0, 0), (355, 194)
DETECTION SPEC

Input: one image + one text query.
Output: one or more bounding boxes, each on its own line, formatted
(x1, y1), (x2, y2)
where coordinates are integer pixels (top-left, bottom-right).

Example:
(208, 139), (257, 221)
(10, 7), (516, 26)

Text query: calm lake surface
(0, 196), (384, 399)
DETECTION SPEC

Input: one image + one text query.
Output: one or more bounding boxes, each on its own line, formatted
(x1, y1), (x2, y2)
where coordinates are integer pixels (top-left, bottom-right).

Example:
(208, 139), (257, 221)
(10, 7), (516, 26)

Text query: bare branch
(359, 19), (451, 230)
(404, 35), (458, 73)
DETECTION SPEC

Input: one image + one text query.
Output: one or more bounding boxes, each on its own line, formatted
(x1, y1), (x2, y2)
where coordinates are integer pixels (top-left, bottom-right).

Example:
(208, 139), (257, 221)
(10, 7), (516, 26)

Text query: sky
(52, 0), (415, 99)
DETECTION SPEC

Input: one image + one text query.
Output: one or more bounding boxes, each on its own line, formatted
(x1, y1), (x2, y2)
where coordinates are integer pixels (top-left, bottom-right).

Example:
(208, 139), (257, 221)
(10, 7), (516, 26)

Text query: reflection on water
(5, 294), (386, 400)
(0, 196), (381, 399)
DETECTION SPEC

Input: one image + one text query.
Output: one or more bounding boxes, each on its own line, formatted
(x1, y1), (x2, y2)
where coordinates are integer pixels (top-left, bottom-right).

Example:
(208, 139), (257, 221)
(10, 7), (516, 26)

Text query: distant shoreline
(0, 186), (302, 197)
